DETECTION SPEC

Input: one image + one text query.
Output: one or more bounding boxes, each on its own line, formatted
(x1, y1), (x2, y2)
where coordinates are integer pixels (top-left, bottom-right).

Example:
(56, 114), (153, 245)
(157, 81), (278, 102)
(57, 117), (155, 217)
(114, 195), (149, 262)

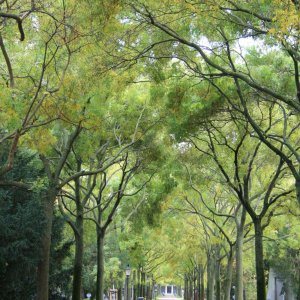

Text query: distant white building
(160, 284), (179, 296)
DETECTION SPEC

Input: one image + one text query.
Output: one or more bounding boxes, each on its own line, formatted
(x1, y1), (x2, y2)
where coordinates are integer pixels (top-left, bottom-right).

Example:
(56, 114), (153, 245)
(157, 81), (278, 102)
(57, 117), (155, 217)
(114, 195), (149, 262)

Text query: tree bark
(141, 271), (146, 297)
(254, 219), (266, 300)
(224, 250), (233, 300)
(137, 267), (141, 297)
(72, 204), (84, 300)
(0, 33), (14, 88)
(118, 284), (122, 300)
(200, 266), (205, 300)
(207, 252), (215, 300)
(296, 178), (300, 206)
(235, 231), (244, 300)
(215, 259), (221, 300)
(197, 266), (201, 300)
(184, 274), (188, 300)
(36, 190), (56, 300)
(297, 267), (300, 300)
(133, 270), (136, 300)
(96, 230), (105, 300)
(147, 280), (152, 300)
(193, 268), (197, 300)
(236, 209), (246, 300)
(189, 276), (193, 300)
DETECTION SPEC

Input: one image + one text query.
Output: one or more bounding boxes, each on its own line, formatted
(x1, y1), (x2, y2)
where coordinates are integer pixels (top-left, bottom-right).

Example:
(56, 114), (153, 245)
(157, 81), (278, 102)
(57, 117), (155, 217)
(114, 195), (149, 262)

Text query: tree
(59, 146), (146, 300)
(0, 150), (45, 299)
(109, 0), (300, 205)
(0, 149), (73, 299)
(179, 183), (246, 300)
(0, 0), (81, 183)
(184, 108), (293, 299)
(2, 2), (300, 299)
(49, 210), (73, 300)
(56, 74), (165, 299)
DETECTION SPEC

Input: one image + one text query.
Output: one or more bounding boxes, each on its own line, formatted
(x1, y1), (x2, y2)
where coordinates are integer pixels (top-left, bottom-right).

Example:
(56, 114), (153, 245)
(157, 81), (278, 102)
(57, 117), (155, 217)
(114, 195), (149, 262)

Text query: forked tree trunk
(36, 190), (56, 300)
(253, 219), (266, 300)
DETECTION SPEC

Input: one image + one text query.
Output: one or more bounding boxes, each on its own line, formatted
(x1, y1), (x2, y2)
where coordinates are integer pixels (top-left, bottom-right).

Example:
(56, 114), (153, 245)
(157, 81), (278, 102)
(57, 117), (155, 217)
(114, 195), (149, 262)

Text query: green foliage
(49, 210), (74, 300)
(1, 1), (300, 298)
(0, 149), (73, 299)
(0, 151), (45, 299)
(265, 213), (300, 294)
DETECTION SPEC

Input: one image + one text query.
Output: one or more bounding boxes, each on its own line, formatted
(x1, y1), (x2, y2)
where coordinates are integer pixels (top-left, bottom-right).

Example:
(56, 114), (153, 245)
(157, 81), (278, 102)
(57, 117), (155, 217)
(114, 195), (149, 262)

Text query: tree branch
(0, 12), (25, 41)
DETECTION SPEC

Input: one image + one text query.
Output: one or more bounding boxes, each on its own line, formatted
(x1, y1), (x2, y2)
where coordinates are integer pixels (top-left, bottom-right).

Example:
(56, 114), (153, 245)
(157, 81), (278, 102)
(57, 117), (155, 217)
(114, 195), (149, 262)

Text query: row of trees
(0, 0), (164, 299)
(116, 1), (300, 299)
(113, 1), (300, 299)
(1, 1), (300, 300)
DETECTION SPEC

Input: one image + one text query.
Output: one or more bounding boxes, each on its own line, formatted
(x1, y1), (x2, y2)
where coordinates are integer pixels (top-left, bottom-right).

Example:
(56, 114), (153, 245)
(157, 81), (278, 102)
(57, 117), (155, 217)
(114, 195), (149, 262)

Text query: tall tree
(186, 109), (293, 299)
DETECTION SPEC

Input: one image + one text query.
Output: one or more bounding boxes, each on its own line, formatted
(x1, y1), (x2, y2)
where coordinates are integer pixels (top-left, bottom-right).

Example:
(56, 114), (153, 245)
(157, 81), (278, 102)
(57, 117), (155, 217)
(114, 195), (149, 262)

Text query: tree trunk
(189, 277), (193, 300)
(193, 268), (197, 300)
(235, 230), (244, 300)
(207, 252), (215, 300)
(186, 275), (189, 300)
(145, 274), (148, 299)
(200, 266), (205, 300)
(133, 270), (136, 300)
(147, 280), (152, 300)
(215, 259), (221, 300)
(118, 284), (122, 300)
(254, 219), (266, 300)
(224, 250), (233, 300)
(236, 208), (246, 300)
(297, 267), (300, 300)
(197, 266), (201, 300)
(137, 266), (141, 297)
(72, 205), (84, 300)
(96, 230), (105, 300)
(142, 272), (146, 298)
(184, 274), (188, 300)
(36, 190), (56, 300)
(296, 178), (300, 205)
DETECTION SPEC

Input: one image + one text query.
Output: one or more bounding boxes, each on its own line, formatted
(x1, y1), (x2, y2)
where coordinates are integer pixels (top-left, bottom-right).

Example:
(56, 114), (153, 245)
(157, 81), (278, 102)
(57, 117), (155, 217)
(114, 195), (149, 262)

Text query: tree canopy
(1, 1), (300, 300)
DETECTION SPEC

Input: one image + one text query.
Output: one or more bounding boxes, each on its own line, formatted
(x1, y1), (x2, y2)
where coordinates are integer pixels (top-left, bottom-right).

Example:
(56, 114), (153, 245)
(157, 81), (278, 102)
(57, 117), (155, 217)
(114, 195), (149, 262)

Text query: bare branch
(0, 12), (25, 41)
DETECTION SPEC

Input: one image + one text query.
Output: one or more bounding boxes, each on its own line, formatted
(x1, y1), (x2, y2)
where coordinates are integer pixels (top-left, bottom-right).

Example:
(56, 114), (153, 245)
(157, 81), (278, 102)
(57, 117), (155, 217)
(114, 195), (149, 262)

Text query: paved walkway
(157, 296), (183, 300)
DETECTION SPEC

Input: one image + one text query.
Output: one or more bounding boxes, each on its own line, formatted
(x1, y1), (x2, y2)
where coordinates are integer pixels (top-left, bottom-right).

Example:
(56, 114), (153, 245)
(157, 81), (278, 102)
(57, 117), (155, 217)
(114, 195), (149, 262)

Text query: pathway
(157, 296), (183, 300)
